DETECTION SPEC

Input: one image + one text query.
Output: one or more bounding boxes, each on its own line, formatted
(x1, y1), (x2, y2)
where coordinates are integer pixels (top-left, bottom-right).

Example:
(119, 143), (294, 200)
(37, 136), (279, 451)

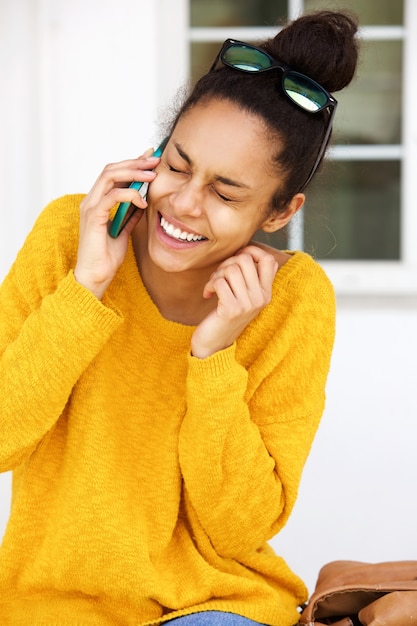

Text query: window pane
(305, 0), (403, 26)
(333, 41), (402, 145)
(190, 0), (287, 27)
(253, 227), (288, 252)
(303, 160), (401, 260)
(190, 42), (221, 84)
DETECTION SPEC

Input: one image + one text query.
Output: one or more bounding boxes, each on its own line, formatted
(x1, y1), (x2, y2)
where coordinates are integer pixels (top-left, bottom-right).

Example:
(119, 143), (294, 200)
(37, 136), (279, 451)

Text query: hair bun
(264, 10), (359, 93)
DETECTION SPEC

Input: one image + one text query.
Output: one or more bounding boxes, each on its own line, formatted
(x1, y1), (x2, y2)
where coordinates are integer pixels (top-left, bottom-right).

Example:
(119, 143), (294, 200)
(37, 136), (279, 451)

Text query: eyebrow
(174, 142), (250, 190)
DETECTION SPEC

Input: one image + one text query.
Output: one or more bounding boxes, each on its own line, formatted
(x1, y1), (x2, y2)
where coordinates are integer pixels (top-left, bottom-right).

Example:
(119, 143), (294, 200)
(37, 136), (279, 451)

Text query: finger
(204, 259), (249, 298)
(212, 247), (274, 275)
(86, 156), (160, 201)
(212, 253), (262, 292)
(209, 257), (277, 311)
(204, 265), (251, 309)
(255, 254), (279, 294)
(80, 187), (149, 231)
(83, 170), (156, 216)
(101, 154), (160, 174)
(101, 161), (159, 193)
(223, 261), (270, 311)
(231, 248), (278, 292)
(204, 248), (278, 300)
(238, 244), (275, 263)
(116, 206), (144, 241)
(141, 146), (156, 158)
(206, 276), (240, 312)
(114, 149), (159, 181)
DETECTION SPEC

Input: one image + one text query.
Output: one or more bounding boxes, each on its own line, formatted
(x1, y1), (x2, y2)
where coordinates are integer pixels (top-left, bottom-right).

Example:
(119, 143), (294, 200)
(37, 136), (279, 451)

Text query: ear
(260, 193), (305, 233)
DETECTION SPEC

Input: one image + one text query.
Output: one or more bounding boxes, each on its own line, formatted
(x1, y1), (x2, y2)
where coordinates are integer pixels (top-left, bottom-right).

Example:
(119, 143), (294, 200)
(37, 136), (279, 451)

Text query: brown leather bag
(298, 560), (417, 625)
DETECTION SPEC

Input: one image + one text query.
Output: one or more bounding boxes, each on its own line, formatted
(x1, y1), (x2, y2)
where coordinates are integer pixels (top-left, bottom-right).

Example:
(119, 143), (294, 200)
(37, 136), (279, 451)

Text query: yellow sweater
(0, 195), (335, 626)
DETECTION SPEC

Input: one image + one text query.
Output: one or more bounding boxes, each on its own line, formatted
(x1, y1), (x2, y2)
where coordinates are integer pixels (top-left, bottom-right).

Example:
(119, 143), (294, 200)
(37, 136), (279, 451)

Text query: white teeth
(160, 216), (205, 242)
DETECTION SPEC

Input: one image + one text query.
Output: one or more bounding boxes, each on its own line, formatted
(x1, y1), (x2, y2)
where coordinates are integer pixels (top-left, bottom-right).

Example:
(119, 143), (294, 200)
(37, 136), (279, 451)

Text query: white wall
(1, 0), (416, 597)
(272, 296), (417, 590)
(0, 0), (187, 277)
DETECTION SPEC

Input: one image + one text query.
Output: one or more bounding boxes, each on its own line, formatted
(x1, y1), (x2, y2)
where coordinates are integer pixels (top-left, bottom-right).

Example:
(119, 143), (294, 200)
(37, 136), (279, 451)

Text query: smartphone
(109, 138), (168, 238)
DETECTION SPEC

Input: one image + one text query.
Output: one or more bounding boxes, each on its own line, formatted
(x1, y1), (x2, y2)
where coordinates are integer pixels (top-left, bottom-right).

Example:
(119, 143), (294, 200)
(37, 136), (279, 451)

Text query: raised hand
(74, 151), (160, 300)
(191, 245), (278, 359)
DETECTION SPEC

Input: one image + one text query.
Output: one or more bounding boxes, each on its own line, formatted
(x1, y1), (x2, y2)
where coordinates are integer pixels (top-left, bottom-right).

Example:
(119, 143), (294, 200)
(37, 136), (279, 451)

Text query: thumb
(203, 276), (217, 300)
(119, 206), (144, 239)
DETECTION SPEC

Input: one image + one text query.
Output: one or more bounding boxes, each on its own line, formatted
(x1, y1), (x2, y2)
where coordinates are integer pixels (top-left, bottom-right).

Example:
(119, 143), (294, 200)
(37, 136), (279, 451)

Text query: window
(187, 0), (417, 294)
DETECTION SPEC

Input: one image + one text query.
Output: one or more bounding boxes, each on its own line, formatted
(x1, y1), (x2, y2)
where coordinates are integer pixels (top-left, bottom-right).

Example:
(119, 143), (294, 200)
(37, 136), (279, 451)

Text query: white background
(1, 0), (416, 595)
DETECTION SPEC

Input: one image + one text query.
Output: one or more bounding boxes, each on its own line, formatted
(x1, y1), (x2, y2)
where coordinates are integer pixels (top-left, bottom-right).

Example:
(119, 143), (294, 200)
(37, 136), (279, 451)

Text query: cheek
(210, 211), (260, 245)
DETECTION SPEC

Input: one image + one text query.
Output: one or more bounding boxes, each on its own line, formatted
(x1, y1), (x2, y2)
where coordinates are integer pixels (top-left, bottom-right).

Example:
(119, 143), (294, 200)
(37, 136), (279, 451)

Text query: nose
(170, 181), (204, 218)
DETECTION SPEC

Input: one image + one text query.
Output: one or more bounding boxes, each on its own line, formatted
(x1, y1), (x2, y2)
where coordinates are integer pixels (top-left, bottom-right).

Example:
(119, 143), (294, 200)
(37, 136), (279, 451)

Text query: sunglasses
(210, 39), (338, 191)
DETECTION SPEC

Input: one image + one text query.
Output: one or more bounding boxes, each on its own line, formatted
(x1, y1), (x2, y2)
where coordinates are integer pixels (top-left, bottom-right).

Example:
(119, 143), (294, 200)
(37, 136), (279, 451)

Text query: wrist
(190, 338), (233, 359)
(73, 268), (108, 300)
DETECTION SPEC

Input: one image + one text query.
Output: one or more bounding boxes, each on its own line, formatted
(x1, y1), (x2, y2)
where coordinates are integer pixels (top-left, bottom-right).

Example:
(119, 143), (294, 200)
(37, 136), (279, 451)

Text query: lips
(158, 213), (207, 243)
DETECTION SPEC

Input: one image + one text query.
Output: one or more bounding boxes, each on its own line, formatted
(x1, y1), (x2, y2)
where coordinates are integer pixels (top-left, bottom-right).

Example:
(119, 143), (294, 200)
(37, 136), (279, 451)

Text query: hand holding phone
(109, 138), (168, 238)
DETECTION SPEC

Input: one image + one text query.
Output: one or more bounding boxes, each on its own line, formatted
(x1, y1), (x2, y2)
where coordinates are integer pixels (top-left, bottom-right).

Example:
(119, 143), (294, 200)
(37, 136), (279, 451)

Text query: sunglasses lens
(223, 44), (273, 72)
(284, 73), (328, 112)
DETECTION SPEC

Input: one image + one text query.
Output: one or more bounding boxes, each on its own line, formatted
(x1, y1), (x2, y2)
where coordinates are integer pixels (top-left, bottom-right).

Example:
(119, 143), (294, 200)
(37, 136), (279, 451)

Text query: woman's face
(142, 99), (287, 275)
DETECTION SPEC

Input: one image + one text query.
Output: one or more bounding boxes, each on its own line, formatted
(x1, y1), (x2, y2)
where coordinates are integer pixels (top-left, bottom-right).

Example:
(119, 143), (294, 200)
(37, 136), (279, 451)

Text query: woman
(0, 10), (359, 626)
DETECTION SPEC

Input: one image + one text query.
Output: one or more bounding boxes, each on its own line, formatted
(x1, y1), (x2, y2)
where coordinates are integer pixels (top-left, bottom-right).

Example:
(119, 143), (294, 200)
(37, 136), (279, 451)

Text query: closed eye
(213, 186), (236, 202)
(216, 191), (233, 202)
(168, 163), (186, 174)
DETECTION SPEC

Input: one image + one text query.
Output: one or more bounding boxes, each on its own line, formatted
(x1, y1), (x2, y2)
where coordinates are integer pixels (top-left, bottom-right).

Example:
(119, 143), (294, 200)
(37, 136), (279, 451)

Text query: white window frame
(321, 3), (417, 296)
(159, 0), (417, 295)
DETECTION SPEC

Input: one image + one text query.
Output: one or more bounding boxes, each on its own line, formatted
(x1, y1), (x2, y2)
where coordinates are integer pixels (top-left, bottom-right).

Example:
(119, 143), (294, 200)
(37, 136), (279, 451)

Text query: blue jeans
(165, 612), (268, 625)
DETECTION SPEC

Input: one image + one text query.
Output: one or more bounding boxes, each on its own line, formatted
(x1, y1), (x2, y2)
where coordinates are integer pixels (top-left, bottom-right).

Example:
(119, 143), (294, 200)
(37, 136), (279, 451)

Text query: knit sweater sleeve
(178, 254), (335, 559)
(0, 196), (122, 471)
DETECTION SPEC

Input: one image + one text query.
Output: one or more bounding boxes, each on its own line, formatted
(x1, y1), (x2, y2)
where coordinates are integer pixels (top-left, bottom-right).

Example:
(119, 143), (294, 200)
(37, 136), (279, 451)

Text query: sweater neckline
(118, 240), (197, 346)
(118, 241), (306, 344)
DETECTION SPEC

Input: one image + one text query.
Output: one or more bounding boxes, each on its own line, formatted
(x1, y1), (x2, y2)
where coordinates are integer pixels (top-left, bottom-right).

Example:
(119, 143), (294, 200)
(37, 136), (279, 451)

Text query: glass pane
(303, 160), (401, 260)
(190, 0), (287, 27)
(191, 42), (221, 84)
(191, 38), (271, 82)
(253, 227), (288, 252)
(305, 0), (403, 26)
(332, 41), (402, 145)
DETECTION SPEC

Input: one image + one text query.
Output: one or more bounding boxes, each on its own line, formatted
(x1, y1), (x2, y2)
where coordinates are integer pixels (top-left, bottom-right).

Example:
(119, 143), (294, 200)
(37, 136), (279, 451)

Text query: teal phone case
(109, 139), (167, 238)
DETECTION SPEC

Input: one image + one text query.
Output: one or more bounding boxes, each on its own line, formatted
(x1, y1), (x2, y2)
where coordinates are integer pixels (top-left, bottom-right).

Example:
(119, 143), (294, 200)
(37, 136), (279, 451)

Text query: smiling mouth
(159, 214), (207, 242)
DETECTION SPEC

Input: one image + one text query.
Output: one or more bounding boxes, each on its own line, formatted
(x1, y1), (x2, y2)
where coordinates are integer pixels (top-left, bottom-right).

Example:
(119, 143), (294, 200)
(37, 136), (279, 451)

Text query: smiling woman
(0, 9), (359, 626)
(134, 100), (297, 297)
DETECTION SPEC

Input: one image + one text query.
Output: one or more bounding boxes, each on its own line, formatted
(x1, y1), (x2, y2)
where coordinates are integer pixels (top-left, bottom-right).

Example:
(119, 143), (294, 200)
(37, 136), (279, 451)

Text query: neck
(132, 231), (217, 326)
